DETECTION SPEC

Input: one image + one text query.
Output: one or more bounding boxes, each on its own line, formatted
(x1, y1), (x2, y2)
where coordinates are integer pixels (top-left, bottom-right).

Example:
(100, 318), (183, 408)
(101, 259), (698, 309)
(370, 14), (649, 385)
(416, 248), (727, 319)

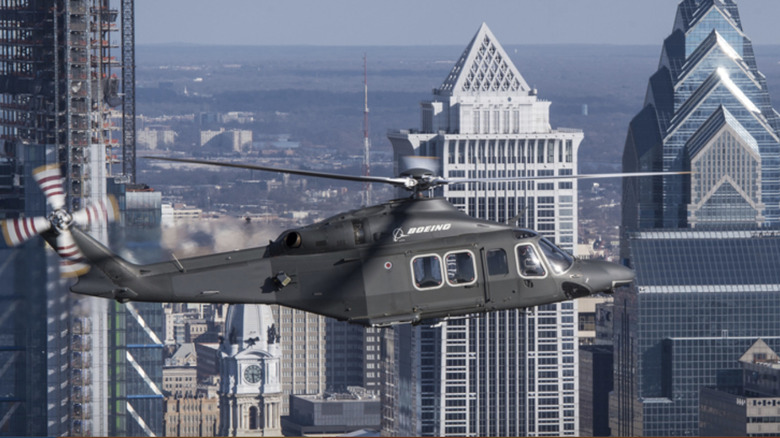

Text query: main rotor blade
(145, 156), (412, 187)
(446, 170), (692, 185)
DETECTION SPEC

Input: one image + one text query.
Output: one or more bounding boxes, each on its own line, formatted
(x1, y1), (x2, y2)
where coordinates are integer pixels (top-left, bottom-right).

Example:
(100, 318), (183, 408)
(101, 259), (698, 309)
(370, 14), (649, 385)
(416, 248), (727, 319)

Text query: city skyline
(135, 1), (780, 47)
(2, 0), (779, 436)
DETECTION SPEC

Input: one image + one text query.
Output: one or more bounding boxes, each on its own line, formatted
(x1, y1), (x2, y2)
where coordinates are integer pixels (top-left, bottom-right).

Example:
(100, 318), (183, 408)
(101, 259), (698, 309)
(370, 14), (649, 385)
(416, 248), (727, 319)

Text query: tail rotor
(0, 164), (119, 277)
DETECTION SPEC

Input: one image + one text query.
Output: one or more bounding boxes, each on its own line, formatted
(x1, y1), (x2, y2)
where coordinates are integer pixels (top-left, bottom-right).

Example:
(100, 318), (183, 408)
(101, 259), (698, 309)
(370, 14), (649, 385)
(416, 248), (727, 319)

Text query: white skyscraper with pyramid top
(389, 23), (582, 239)
(386, 23), (584, 436)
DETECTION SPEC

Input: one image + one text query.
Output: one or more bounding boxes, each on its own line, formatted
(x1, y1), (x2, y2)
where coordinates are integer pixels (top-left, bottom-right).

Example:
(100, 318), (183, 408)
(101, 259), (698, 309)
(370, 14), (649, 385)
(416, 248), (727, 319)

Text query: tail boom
(69, 227), (280, 305)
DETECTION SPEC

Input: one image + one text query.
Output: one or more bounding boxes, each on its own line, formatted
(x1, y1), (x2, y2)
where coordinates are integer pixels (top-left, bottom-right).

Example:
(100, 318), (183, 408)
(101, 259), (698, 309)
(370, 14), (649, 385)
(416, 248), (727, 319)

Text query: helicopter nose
(579, 260), (635, 294)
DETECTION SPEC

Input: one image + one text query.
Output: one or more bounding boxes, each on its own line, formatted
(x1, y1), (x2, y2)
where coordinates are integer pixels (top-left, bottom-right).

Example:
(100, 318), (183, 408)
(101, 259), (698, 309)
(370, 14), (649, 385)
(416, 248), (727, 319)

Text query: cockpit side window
(445, 251), (477, 286)
(539, 238), (573, 274)
(486, 248), (509, 276)
(412, 254), (444, 290)
(517, 244), (546, 278)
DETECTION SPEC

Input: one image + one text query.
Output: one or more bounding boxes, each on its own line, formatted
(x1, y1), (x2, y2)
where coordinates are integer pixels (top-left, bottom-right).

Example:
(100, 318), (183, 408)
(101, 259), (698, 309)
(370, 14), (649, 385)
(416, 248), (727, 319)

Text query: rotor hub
(50, 209), (73, 232)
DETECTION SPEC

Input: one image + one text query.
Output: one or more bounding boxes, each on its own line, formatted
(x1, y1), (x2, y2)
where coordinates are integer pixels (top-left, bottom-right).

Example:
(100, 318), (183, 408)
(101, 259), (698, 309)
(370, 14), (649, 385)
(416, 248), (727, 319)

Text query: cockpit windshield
(538, 238), (574, 274)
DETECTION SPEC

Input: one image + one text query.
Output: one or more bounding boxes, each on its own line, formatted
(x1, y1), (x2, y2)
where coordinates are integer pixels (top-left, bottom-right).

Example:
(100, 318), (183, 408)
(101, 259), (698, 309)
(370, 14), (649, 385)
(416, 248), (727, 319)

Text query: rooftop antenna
(363, 53), (372, 206)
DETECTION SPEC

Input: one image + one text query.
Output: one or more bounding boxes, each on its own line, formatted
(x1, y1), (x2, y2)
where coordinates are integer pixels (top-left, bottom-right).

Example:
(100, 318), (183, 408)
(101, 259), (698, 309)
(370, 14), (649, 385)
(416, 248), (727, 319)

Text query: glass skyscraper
(622, 0), (780, 232)
(107, 186), (166, 437)
(615, 1), (780, 436)
(386, 23), (583, 436)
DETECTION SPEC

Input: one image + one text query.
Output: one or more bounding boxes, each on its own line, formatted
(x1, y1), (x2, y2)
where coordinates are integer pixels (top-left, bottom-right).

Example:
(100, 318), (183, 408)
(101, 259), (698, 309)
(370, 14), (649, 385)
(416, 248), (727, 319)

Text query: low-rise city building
(281, 388), (381, 436)
(700, 339), (780, 437)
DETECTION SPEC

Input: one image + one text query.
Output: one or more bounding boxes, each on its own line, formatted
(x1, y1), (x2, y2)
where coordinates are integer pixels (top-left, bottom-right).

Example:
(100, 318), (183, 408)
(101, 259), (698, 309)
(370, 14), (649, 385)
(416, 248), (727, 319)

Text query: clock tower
(218, 304), (282, 436)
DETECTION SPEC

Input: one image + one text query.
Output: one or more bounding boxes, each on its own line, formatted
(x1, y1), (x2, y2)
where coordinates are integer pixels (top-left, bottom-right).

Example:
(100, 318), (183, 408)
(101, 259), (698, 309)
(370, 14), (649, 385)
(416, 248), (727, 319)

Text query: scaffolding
(64, 0), (122, 211)
(121, 0), (133, 182)
(0, 0), (127, 207)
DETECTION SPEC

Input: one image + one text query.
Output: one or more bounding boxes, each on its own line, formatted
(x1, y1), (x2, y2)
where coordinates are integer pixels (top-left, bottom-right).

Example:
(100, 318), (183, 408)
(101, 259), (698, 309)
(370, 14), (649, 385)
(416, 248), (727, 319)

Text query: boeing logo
(393, 223), (452, 242)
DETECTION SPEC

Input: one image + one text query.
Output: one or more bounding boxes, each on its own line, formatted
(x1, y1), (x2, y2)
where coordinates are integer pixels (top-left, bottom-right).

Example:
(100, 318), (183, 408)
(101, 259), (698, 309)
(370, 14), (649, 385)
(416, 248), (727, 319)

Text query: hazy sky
(136, 1), (780, 46)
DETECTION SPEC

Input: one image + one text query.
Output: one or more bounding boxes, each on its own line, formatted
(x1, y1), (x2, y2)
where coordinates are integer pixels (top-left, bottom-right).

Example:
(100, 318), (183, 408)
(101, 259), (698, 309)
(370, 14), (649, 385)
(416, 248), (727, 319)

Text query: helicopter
(2, 159), (684, 326)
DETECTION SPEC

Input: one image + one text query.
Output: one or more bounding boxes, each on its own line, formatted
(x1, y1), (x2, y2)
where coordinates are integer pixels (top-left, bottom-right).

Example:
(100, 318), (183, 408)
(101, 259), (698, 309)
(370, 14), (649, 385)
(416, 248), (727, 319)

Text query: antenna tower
(363, 54), (371, 206)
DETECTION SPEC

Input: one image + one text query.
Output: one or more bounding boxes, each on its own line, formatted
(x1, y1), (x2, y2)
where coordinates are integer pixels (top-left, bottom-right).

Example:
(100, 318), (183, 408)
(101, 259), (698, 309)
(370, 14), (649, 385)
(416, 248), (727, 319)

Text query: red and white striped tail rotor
(1, 164), (119, 278)
(56, 195), (118, 277)
(32, 164), (66, 211)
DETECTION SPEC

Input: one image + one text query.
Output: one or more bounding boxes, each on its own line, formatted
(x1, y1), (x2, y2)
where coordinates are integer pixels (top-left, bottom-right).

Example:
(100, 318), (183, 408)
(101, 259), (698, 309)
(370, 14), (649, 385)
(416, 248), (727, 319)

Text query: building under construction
(0, 0), (155, 436)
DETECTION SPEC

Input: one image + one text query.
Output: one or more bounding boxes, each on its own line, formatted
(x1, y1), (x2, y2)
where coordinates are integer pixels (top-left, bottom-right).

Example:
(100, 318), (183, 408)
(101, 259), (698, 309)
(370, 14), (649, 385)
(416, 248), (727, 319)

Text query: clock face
(244, 364), (262, 384)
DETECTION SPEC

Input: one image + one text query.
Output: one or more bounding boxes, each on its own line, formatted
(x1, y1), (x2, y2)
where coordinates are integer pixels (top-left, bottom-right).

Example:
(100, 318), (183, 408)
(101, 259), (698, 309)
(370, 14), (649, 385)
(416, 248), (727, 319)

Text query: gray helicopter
(2, 159), (680, 326)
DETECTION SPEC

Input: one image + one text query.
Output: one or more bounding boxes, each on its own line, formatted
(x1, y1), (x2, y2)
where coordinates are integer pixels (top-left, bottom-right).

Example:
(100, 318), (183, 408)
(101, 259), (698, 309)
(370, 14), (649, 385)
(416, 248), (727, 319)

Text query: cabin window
(412, 254), (444, 290)
(445, 251), (477, 286)
(517, 244), (546, 277)
(486, 249), (509, 276)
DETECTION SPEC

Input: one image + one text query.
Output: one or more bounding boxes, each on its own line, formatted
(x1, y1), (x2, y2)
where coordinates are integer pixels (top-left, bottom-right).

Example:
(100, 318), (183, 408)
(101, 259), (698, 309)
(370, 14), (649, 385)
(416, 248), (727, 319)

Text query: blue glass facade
(622, 0), (780, 231)
(617, 1), (780, 436)
(614, 231), (780, 436)
(0, 147), (71, 436)
(107, 184), (165, 437)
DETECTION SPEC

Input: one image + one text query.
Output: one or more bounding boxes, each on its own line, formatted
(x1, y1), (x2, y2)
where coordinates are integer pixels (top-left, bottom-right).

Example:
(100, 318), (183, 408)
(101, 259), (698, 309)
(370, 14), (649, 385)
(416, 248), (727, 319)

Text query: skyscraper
(325, 320), (383, 393)
(386, 23), (583, 436)
(699, 339), (780, 436)
(622, 0), (780, 232)
(270, 306), (327, 416)
(0, 1), (137, 435)
(615, 1), (780, 436)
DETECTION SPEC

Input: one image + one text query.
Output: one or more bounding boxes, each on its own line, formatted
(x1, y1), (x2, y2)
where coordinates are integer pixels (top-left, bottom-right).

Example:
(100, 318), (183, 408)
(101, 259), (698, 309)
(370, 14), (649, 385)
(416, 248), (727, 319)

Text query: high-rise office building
(0, 1), (137, 435)
(270, 310), (383, 415)
(270, 306), (327, 416)
(615, 1), (780, 436)
(325, 320), (383, 393)
(386, 23), (583, 436)
(579, 345), (612, 437)
(613, 230), (780, 437)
